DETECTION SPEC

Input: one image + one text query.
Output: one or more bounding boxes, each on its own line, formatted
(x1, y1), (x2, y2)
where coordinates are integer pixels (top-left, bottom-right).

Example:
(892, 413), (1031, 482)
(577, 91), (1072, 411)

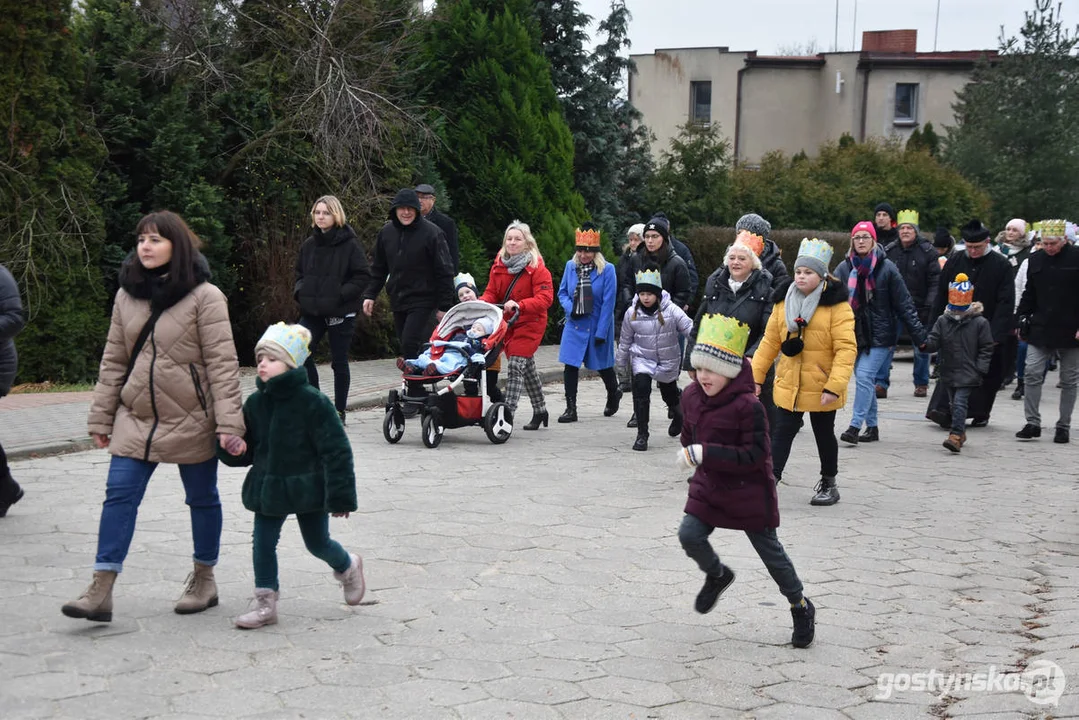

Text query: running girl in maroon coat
(676, 312), (815, 648)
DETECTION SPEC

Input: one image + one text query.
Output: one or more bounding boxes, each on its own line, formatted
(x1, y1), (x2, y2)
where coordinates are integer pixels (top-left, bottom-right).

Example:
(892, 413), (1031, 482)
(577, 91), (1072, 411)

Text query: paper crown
(634, 268), (663, 291)
(735, 229), (765, 257)
(947, 272), (974, 311)
(691, 314), (750, 379)
(454, 272), (477, 292)
(575, 227), (601, 250)
(1041, 219), (1066, 238)
(255, 322), (311, 369)
(897, 209), (920, 227)
(794, 238), (834, 277)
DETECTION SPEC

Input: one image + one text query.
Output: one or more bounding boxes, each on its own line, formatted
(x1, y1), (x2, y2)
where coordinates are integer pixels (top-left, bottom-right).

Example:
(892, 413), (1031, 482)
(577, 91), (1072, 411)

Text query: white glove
(470, 353), (486, 364)
(675, 444), (703, 470)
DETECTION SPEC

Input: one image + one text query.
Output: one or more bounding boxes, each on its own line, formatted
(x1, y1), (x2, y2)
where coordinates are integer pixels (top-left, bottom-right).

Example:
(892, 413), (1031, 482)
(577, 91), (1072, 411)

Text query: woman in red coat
(480, 221), (554, 430)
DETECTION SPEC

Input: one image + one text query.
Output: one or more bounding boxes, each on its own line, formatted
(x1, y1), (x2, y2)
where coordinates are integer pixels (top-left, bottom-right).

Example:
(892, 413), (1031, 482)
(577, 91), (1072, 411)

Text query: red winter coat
(480, 255), (553, 357)
(681, 359), (779, 532)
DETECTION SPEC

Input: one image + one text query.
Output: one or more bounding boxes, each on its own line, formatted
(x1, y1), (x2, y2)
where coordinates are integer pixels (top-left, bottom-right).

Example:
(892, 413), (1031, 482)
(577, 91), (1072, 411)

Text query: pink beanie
(851, 221), (878, 241)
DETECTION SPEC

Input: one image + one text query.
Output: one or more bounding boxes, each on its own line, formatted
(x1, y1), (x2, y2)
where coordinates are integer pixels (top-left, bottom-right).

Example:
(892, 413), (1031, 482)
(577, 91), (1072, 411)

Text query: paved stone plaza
(1, 373), (1077, 719)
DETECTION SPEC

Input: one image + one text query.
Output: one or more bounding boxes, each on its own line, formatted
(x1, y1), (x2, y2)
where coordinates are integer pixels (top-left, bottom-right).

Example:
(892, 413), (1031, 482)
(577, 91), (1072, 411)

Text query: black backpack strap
(502, 272), (524, 304)
(122, 307), (164, 386)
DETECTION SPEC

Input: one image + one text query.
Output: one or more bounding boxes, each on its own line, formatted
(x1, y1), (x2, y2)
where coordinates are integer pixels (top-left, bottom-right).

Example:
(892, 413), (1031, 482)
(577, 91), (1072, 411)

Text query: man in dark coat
(878, 210), (940, 398)
(364, 189), (455, 361)
(1015, 221), (1079, 444)
(0, 264), (25, 517)
(927, 219), (1015, 428)
(650, 212), (698, 308)
(415, 183), (460, 272)
(625, 219), (692, 311)
(873, 202), (899, 248)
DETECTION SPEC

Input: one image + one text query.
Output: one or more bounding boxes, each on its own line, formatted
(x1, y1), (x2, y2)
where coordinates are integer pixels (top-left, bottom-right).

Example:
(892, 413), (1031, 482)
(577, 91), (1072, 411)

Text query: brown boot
(174, 562), (219, 614)
(943, 433), (965, 453)
(61, 570), (117, 622)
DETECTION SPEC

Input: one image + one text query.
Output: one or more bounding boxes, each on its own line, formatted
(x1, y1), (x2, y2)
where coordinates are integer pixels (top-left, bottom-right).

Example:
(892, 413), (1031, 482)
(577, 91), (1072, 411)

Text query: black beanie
(961, 219), (991, 243)
(874, 202), (897, 222)
(933, 226), (954, 249)
(389, 188), (422, 219)
(643, 217), (669, 244)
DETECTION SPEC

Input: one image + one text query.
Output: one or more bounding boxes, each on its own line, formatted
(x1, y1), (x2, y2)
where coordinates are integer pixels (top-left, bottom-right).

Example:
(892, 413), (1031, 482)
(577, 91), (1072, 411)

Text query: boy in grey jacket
(922, 273), (994, 453)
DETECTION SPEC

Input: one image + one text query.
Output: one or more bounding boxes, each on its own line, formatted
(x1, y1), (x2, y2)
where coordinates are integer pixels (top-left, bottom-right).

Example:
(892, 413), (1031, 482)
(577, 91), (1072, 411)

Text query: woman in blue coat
(557, 223), (623, 422)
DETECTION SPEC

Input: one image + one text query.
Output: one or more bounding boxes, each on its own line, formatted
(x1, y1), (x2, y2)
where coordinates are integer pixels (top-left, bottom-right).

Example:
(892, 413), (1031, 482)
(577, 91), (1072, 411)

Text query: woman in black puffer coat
(294, 195), (372, 423)
(0, 264), (24, 517)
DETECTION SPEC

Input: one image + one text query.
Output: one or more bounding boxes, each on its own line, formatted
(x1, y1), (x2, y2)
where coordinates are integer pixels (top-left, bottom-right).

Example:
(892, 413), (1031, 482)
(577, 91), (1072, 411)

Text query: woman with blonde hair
(479, 221), (554, 430)
(294, 195), (371, 424)
(557, 222), (623, 422)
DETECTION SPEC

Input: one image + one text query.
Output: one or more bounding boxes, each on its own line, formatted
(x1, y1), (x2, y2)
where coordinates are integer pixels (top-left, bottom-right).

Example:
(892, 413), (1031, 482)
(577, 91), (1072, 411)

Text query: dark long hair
(129, 211), (203, 291)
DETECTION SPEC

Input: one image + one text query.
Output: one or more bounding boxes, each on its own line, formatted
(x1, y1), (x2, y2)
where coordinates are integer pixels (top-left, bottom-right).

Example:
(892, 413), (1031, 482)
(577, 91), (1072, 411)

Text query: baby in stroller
(399, 317), (493, 376)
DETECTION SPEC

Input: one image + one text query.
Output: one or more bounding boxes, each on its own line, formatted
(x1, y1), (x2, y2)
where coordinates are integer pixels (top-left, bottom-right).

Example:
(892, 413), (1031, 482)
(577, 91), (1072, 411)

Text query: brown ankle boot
(943, 433), (965, 453)
(174, 562), (219, 614)
(61, 570), (117, 622)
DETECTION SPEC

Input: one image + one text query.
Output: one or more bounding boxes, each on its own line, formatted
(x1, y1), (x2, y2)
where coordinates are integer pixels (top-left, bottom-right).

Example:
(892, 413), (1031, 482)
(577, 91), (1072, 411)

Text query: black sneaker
(1016, 424), (1041, 440)
(810, 478), (840, 506)
(695, 565), (735, 614)
(858, 426), (879, 442)
(1055, 428), (1070, 444)
(791, 598), (816, 648)
(839, 426), (860, 445)
(1011, 384), (1024, 400)
(632, 434), (648, 452)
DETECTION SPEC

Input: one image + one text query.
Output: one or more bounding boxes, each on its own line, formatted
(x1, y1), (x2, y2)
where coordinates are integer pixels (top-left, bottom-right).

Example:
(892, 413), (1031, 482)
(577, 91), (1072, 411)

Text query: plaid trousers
(504, 355), (546, 415)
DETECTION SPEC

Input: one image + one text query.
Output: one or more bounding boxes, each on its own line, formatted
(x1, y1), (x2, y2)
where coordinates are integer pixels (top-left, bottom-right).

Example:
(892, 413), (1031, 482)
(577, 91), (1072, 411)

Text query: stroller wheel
(421, 413), (444, 449)
(484, 403), (513, 444)
(383, 409), (405, 444)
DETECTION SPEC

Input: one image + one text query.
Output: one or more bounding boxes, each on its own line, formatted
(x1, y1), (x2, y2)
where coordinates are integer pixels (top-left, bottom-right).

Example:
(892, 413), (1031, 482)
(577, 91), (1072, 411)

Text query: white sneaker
(234, 588), (278, 629)
(334, 553), (365, 606)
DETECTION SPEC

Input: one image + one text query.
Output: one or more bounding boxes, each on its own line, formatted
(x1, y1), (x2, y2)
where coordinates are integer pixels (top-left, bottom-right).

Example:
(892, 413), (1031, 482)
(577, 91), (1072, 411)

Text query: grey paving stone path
(1, 366), (1078, 719)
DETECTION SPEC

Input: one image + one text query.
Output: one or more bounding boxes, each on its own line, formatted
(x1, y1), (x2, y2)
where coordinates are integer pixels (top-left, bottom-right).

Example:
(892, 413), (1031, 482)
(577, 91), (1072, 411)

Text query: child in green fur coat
(218, 322), (363, 629)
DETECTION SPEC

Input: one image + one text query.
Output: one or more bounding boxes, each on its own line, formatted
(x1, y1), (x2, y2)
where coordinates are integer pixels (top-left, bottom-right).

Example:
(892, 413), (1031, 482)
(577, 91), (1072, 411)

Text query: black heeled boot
(668, 403), (683, 437)
(558, 398), (578, 423)
(603, 388), (623, 417)
(632, 396), (650, 451)
(523, 410), (549, 430)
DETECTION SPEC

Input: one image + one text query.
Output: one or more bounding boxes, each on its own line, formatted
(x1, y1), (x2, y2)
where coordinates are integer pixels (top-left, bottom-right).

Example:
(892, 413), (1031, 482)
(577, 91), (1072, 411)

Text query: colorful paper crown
(947, 272), (974, 311)
(634, 268), (662, 291)
(255, 322), (311, 369)
(897, 209), (920, 227)
(1041, 219), (1066, 238)
(691, 314), (750, 379)
(575, 227), (601, 250)
(454, 272), (477, 293)
(795, 238), (834, 277)
(735, 229), (765, 257)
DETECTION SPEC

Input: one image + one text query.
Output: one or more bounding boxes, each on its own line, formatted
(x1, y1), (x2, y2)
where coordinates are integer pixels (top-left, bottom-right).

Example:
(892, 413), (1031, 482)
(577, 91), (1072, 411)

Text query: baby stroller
(383, 300), (515, 448)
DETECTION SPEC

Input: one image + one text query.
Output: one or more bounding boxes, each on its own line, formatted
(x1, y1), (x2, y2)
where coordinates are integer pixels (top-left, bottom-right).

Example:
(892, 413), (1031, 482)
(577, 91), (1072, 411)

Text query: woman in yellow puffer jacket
(751, 239), (856, 507)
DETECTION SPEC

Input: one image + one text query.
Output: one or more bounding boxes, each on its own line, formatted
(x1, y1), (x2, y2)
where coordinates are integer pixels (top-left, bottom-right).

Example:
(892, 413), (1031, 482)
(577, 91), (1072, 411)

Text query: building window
(894, 83), (919, 124)
(690, 81), (712, 125)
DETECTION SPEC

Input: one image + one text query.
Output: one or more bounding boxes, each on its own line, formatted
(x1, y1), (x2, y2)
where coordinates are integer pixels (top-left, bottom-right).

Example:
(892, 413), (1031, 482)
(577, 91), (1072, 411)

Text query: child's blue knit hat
(255, 323), (311, 369)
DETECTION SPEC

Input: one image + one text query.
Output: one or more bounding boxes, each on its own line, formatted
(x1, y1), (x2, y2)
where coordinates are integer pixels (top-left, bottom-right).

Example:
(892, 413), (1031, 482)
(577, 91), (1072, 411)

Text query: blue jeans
(252, 512), (351, 591)
(851, 347), (893, 429)
(947, 386), (973, 435)
(94, 456), (222, 573)
(875, 325), (930, 388)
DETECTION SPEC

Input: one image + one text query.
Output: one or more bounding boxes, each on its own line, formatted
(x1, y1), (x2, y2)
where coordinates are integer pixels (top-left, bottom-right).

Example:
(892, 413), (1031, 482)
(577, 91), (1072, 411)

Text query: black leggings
(563, 365), (618, 400)
(770, 408), (838, 481)
(299, 316), (355, 413)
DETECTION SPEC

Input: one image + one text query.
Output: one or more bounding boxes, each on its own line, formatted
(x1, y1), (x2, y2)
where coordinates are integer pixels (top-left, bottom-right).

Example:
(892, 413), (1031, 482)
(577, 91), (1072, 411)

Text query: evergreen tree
(648, 123), (732, 230)
(424, 0), (585, 281)
(944, 0), (1079, 223)
(0, 0), (108, 382)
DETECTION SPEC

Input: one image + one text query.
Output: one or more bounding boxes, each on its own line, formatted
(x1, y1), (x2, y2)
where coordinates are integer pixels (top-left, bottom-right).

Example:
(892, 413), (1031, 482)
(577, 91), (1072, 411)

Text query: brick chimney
(861, 30), (917, 53)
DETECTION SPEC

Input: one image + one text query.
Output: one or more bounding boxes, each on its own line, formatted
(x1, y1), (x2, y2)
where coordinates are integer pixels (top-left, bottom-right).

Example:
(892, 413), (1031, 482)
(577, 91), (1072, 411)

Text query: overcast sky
(575, 0), (1077, 55)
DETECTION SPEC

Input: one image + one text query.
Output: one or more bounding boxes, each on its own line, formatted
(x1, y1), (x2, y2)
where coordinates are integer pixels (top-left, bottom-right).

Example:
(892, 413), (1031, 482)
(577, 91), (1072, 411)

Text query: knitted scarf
(784, 279), (825, 333)
(572, 261), (595, 318)
(846, 250), (878, 313)
(503, 251), (531, 275)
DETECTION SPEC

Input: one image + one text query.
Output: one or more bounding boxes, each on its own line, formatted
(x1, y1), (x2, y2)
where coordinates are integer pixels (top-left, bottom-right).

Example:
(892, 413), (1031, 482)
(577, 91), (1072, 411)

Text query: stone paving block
(761, 680), (866, 708)
(0, 695), (54, 720)
(53, 690), (170, 719)
(455, 699), (561, 720)
(745, 704), (851, 719)
(668, 677), (772, 711)
(109, 668), (212, 697)
(169, 689), (284, 717)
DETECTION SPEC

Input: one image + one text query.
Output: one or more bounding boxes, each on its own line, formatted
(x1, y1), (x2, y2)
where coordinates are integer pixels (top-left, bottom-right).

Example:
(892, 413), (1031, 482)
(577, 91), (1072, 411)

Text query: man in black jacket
(874, 202), (899, 248)
(1015, 221), (1079, 444)
(415, 183), (460, 272)
(650, 212), (698, 308)
(0, 263), (24, 517)
(364, 189), (455, 362)
(878, 209), (940, 398)
(926, 219), (1015, 428)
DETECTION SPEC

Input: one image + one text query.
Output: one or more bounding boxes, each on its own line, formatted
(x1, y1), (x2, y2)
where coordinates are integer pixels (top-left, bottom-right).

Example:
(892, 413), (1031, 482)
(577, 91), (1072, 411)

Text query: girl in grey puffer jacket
(615, 265), (694, 452)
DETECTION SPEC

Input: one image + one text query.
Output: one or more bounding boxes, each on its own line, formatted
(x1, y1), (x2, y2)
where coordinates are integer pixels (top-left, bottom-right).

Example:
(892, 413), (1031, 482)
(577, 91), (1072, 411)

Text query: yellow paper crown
(575, 227), (601, 249)
(797, 238), (834, 265)
(1041, 219), (1066, 238)
(696, 314), (750, 358)
(897, 209), (919, 227)
(634, 268), (662, 290)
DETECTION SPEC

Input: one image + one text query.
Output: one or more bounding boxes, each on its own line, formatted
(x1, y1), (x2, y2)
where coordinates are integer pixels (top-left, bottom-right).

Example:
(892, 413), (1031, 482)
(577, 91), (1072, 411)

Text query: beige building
(629, 30), (996, 165)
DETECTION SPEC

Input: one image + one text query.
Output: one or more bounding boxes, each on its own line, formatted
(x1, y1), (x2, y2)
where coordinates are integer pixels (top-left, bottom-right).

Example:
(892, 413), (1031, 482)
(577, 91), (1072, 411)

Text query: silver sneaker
(234, 588), (278, 629)
(334, 553), (365, 606)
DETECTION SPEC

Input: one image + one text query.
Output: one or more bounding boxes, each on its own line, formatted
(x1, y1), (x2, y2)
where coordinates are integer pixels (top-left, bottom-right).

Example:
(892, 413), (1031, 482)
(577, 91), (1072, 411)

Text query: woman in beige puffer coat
(62, 211), (245, 623)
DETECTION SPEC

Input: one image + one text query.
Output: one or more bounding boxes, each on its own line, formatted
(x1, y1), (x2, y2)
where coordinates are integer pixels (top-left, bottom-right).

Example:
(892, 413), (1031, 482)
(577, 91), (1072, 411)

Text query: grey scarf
(785, 280), (825, 333)
(503, 251), (531, 275)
